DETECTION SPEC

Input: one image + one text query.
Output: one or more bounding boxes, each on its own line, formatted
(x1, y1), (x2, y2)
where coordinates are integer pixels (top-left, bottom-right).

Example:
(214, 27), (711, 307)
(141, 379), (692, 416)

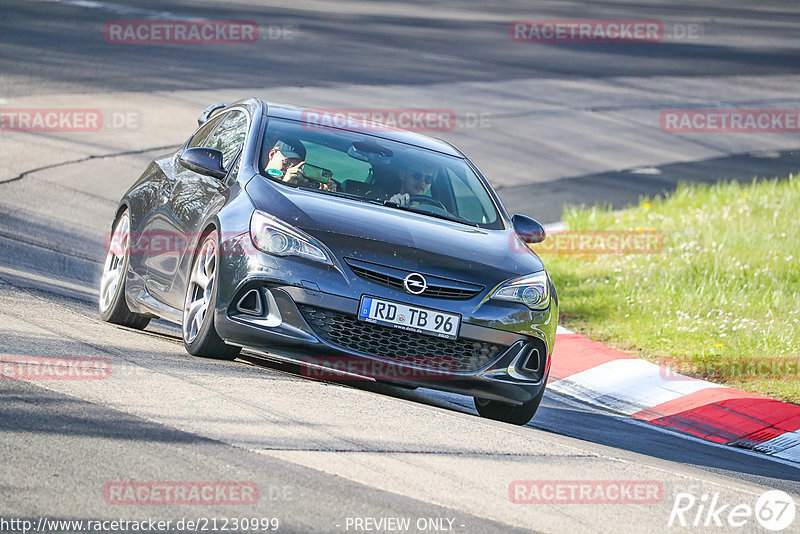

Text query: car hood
(245, 178), (545, 285)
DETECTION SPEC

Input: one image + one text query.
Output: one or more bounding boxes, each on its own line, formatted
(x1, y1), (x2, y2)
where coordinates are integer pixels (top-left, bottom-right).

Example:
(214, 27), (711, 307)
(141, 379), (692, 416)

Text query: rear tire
(99, 210), (151, 330)
(474, 385), (546, 425)
(182, 230), (240, 360)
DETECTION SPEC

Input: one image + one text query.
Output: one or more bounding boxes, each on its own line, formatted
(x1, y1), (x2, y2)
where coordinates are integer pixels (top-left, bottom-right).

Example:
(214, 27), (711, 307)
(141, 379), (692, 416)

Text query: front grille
(298, 305), (507, 373)
(345, 258), (483, 300)
(348, 264), (405, 291)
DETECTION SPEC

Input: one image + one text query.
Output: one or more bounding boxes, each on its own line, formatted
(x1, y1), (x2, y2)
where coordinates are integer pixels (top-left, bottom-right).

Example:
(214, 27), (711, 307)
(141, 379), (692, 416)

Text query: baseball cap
(272, 138), (306, 160)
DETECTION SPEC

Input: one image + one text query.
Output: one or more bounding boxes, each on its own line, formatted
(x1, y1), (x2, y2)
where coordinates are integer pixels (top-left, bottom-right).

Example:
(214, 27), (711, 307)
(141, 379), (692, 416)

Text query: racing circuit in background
(1, 1), (800, 533)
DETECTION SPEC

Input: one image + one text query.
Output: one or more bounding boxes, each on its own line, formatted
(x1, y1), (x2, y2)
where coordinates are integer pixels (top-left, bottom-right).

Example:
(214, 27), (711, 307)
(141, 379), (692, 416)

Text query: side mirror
(179, 147), (227, 180)
(512, 214), (546, 244)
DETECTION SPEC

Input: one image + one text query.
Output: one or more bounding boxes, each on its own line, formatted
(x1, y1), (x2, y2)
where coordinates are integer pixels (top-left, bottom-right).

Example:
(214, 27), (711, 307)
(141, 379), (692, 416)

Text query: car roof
(256, 100), (464, 158)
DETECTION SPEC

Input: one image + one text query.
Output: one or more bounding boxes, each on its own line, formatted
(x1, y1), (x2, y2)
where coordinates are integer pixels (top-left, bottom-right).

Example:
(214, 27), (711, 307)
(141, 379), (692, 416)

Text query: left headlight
(490, 271), (550, 310)
(249, 210), (332, 265)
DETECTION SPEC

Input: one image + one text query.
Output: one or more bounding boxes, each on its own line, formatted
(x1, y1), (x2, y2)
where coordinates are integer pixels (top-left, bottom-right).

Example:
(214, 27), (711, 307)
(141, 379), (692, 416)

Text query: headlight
(249, 210), (332, 265)
(491, 271), (550, 310)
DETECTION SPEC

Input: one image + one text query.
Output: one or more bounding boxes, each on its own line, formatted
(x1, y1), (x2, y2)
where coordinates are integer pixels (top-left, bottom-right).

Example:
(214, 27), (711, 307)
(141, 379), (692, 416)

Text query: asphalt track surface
(1, 1), (800, 533)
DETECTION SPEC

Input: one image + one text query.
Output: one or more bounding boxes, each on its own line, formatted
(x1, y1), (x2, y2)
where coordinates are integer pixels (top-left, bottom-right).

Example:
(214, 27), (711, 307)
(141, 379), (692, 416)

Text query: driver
(264, 138), (336, 191)
(388, 164), (435, 206)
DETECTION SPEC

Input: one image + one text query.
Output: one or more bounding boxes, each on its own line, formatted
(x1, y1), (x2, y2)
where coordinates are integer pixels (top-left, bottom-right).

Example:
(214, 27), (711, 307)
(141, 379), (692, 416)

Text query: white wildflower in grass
(545, 174), (800, 402)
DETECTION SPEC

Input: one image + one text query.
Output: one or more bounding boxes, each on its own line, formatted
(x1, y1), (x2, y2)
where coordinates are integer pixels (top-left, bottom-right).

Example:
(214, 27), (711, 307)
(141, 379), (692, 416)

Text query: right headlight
(249, 210), (332, 265)
(490, 271), (550, 310)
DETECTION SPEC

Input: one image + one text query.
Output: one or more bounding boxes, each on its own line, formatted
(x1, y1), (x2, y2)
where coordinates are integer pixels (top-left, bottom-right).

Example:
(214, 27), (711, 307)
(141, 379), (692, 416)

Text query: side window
(187, 114), (224, 149)
(203, 110), (249, 171)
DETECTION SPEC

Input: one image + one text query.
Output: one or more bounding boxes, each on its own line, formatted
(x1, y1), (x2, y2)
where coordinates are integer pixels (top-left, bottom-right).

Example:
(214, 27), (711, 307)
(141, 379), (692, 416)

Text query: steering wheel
(409, 195), (447, 211)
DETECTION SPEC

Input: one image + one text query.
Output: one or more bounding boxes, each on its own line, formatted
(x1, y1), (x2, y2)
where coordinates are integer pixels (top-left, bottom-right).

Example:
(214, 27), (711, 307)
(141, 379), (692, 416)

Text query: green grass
(535, 174), (800, 403)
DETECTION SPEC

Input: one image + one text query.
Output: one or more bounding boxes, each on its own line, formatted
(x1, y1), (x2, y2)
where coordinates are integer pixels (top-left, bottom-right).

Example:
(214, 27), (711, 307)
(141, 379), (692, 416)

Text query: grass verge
(534, 174), (800, 403)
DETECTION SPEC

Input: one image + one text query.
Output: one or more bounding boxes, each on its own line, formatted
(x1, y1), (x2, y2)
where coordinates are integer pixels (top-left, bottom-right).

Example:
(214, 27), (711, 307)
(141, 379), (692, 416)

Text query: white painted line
(549, 358), (725, 416)
(37, 0), (189, 20)
(756, 430), (800, 458)
(556, 325), (573, 335)
(628, 166), (662, 175)
(0, 264), (97, 298)
(774, 443), (800, 462)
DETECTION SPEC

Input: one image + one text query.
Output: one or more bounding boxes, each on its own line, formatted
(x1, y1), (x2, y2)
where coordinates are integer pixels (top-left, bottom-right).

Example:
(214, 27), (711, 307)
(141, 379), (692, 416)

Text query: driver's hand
(282, 160), (306, 185)
(388, 193), (410, 206)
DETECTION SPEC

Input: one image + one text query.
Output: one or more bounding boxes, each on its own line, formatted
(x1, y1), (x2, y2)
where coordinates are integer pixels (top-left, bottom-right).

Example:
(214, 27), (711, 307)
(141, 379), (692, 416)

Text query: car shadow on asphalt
(245, 356), (800, 488)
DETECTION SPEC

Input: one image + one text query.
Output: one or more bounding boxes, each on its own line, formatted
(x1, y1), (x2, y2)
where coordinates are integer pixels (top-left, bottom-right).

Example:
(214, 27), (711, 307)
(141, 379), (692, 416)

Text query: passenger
(264, 138), (336, 191)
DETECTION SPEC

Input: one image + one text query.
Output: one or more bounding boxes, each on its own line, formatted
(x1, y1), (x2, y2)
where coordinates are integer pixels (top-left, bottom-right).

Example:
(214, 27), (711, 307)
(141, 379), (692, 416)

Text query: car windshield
(258, 117), (503, 229)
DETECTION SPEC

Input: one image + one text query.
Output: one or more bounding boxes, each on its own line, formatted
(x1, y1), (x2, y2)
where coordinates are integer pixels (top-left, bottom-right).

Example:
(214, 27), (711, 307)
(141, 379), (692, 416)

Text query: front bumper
(216, 282), (556, 405)
(213, 233), (557, 405)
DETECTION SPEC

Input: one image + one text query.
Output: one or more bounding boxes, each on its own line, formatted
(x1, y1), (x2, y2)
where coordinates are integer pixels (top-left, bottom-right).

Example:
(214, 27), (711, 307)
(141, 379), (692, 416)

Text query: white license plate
(358, 296), (460, 340)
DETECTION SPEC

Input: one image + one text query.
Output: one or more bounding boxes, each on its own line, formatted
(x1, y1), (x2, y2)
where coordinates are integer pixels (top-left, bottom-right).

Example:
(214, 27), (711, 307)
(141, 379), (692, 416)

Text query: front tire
(182, 230), (240, 360)
(99, 210), (151, 330)
(474, 385), (546, 425)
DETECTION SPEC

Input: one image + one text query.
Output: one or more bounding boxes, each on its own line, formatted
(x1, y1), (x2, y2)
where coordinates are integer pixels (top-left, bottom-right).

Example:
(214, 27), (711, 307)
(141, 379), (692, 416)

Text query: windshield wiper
(382, 201), (479, 227)
(300, 187), (479, 226)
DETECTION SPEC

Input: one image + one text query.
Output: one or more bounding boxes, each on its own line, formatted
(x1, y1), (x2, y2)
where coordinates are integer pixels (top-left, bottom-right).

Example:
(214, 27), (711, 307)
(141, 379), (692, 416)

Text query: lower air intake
(298, 305), (507, 373)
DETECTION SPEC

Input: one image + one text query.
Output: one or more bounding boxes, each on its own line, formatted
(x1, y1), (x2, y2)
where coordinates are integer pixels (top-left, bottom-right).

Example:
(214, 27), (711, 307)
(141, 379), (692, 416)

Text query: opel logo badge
(403, 273), (427, 295)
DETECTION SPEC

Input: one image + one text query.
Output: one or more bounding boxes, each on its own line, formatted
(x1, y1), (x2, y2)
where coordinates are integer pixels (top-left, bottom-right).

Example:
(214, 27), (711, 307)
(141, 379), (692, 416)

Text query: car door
(130, 114), (225, 281)
(143, 109), (250, 310)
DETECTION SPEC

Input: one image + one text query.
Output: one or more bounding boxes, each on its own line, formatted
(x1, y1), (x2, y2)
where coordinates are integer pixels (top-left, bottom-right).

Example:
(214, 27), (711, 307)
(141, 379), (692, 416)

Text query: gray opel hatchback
(99, 98), (558, 425)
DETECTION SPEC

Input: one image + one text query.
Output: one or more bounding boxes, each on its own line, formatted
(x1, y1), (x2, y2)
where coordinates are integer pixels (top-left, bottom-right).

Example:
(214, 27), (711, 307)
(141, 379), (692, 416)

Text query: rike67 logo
(669, 490), (796, 531)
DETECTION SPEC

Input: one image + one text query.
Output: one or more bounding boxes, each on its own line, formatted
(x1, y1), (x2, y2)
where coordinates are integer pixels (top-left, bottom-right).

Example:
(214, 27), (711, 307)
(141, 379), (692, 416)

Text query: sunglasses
(410, 170), (434, 184)
(277, 152), (301, 167)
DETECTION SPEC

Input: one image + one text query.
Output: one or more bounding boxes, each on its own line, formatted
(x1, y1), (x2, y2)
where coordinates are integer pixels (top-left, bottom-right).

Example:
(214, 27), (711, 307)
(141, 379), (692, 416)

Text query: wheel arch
(112, 201), (130, 228)
(193, 217), (223, 308)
